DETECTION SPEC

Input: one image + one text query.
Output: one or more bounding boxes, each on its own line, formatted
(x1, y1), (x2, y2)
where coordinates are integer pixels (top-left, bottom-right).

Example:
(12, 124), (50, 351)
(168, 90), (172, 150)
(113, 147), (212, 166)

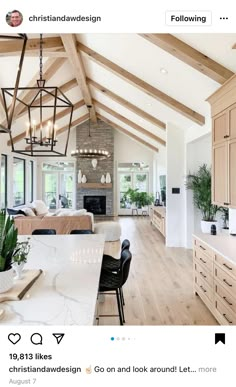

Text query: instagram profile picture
(6, 10), (23, 27)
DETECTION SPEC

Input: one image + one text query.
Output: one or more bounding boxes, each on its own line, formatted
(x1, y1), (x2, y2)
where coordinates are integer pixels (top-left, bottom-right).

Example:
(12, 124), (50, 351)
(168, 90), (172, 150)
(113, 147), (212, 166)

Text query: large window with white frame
(1, 154), (7, 209)
(13, 157), (25, 207)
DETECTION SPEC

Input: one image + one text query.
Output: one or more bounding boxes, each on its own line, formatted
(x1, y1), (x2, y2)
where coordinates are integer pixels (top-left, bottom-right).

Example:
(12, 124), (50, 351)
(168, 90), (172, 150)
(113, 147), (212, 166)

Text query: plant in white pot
(12, 238), (31, 280)
(186, 164), (221, 233)
(0, 211), (31, 291)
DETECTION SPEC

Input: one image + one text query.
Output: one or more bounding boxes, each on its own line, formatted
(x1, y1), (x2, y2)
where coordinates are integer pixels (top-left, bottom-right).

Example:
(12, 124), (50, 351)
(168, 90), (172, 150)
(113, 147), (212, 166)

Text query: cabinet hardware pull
(223, 314), (232, 324)
(200, 272), (207, 278)
(200, 285), (207, 293)
(200, 258), (207, 264)
(223, 279), (232, 287)
(223, 296), (233, 306)
(199, 245), (206, 251)
(223, 135), (230, 138)
(223, 202), (230, 205)
(223, 263), (233, 271)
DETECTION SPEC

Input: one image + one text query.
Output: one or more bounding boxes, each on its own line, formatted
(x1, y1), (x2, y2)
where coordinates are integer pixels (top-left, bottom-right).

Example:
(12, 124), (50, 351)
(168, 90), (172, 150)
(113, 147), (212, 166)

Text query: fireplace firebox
(84, 196), (106, 215)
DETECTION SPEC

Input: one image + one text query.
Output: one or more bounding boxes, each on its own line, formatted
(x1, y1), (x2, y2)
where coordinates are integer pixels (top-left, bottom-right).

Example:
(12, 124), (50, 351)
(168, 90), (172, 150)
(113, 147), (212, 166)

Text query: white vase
(78, 170), (82, 183)
(12, 262), (25, 280)
(105, 172), (111, 183)
(82, 175), (87, 183)
(0, 268), (14, 293)
(101, 175), (105, 184)
(201, 220), (219, 234)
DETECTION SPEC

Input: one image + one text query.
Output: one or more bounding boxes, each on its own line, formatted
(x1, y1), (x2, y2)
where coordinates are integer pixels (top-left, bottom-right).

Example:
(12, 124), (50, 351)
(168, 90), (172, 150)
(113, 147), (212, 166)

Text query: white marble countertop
(193, 232), (236, 265)
(0, 234), (105, 325)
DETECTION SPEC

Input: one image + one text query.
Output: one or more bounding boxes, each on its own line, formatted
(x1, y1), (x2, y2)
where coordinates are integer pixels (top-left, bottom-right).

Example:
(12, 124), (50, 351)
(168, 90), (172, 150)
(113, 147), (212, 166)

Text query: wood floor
(98, 216), (218, 326)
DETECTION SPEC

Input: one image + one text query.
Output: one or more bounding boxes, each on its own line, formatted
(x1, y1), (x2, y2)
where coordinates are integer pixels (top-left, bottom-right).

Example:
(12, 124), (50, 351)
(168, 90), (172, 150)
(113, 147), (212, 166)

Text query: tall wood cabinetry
(207, 75), (236, 208)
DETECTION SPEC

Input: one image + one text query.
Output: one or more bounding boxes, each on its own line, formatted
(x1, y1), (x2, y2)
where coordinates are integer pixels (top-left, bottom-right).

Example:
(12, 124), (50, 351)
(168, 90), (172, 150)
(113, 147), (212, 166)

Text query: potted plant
(0, 210), (30, 292)
(12, 239), (31, 280)
(125, 188), (154, 211)
(186, 164), (221, 233)
(0, 210), (18, 293)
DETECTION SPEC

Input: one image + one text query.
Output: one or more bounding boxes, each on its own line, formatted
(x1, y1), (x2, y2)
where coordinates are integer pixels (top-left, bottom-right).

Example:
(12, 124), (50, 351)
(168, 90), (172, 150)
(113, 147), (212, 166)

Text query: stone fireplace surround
(75, 118), (114, 216)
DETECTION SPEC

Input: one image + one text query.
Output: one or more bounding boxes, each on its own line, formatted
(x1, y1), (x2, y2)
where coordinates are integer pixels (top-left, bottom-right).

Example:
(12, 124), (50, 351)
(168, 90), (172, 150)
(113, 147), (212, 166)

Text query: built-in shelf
(78, 183), (112, 189)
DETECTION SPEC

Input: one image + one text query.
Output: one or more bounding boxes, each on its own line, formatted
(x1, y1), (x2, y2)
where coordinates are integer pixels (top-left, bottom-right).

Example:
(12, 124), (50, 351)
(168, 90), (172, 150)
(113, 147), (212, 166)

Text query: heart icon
(8, 333), (21, 345)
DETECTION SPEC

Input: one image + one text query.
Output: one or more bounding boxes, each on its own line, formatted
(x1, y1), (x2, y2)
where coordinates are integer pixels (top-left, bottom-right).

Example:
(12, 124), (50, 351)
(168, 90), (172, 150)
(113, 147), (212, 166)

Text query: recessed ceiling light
(160, 67), (168, 75)
(147, 103), (152, 106)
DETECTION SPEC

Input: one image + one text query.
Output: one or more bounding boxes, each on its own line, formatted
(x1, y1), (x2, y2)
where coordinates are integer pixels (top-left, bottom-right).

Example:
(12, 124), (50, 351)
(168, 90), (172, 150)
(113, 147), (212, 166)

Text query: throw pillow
(71, 209), (87, 216)
(21, 207), (36, 216)
(31, 200), (48, 216)
(7, 208), (26, 216)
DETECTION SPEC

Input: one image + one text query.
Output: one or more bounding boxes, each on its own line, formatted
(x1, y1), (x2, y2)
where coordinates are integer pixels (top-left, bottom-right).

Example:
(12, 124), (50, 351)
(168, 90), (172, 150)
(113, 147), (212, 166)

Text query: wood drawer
(194, 261), (213, 289)
(214, 264), (236, 295)
(194, 248), (213, 274)
(194, 239), (213, 259)
(215, 253), (236, 280)
(195, 271), (213, 303)
(215, 296), (236, 325)
(215, 280), (236, 315)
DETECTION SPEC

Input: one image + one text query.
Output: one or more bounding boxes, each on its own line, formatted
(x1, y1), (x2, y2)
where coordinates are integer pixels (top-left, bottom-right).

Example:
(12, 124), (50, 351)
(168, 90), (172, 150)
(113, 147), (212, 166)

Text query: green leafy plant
(12, 238), (31, 265)
(125, 188), (154, 208)
(186, 164), (221, 221)
(0, 210), (30, 271)
(0, 210), (18, 272)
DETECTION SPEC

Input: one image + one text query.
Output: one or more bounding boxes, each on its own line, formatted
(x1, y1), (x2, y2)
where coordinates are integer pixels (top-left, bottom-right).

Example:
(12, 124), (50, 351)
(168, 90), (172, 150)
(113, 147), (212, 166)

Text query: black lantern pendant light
(2, 33), (74, 157)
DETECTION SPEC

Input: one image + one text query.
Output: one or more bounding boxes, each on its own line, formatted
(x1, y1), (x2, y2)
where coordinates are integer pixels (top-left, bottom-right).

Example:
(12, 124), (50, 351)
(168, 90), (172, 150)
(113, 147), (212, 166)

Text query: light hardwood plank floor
(98, 216), (218, 326)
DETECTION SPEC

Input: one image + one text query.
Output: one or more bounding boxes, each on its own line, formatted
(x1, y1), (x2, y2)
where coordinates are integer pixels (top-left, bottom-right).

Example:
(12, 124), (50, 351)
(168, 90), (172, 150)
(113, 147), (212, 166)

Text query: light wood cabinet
(150, 206), (166, 237)
(193, 236), (236, 325)
(207, 75), (236, 208)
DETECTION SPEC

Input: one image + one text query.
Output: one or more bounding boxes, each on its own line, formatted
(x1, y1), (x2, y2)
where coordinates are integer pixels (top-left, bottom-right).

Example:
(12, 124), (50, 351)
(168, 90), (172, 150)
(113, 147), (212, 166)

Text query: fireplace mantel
(78, 183), (112, 189)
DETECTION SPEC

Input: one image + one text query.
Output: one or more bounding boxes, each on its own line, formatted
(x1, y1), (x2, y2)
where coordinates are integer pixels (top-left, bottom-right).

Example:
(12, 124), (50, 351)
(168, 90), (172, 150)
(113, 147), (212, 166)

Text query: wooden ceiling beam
(87, 78), (166, 130)
(25, 113), (89, 150)
(78, 41), (205, 125)
(94, 99), (166, 146)
(97, 113), (158, 153)
(0, 36), (64, 54)
(61, 34), (97, 122)
(139, 34), (234, 84)
(8, 99), (85, 146)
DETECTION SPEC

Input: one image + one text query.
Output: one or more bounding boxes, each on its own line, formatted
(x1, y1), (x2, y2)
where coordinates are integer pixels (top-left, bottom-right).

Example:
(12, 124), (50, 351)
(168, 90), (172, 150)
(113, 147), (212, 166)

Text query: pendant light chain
(39, 33), (43, 82)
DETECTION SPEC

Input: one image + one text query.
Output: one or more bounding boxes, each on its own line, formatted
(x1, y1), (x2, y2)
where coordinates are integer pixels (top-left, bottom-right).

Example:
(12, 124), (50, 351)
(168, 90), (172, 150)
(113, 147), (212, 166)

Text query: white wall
(166, 123), (185, 247)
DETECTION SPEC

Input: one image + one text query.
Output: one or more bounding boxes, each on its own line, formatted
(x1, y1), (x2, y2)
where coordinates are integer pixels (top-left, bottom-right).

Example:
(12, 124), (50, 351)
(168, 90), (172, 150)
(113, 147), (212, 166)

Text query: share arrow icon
(52, 333), (65, 344)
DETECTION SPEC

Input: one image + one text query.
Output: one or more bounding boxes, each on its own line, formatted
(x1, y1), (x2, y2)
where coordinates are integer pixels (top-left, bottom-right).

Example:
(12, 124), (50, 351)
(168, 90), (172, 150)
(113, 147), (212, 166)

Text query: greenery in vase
(186, 164), (221, 221)
(12, 238), (31, 265)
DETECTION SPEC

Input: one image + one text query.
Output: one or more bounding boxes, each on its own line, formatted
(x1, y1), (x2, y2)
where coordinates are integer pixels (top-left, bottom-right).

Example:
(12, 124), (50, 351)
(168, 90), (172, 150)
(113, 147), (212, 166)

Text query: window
(13, 157), (25, 207)
(29, 161), (34, 202)
(1, 155), (7, 209)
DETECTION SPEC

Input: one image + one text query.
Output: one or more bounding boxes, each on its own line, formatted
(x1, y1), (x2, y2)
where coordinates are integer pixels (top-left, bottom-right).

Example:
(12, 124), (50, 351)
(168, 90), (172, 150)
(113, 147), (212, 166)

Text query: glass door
(118, 170), (149, 215)
(42, 162), (75, 210)
(119, 173), (133, 215)
(43, 172), (58, 209)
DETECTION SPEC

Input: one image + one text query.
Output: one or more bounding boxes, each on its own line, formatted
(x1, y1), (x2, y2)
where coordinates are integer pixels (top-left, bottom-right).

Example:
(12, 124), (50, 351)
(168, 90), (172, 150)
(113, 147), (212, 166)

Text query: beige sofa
(14, 215), (93, 235)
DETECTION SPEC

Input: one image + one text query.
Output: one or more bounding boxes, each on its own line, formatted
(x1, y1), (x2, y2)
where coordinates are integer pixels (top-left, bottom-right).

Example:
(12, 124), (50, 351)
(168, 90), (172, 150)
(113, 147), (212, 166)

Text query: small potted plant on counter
(186, 164), (222, 233)
(12, 238), (31, 280)
(0, 210), (31, 292)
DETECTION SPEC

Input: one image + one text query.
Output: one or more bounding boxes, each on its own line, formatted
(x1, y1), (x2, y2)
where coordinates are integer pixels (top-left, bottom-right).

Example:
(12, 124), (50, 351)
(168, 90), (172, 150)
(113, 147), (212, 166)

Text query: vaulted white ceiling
(0, 33), (235, 155)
